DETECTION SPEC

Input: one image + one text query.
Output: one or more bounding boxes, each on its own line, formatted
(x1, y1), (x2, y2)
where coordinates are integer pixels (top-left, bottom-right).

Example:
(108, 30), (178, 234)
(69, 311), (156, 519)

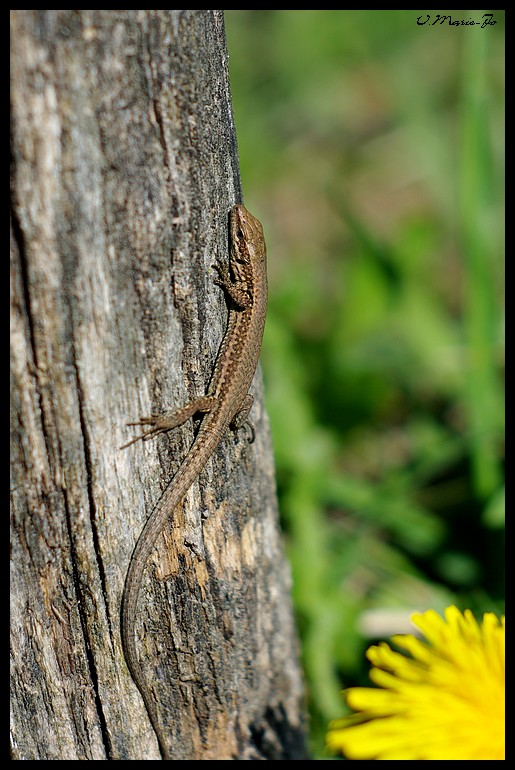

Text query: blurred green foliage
(225, 10), (504, 759)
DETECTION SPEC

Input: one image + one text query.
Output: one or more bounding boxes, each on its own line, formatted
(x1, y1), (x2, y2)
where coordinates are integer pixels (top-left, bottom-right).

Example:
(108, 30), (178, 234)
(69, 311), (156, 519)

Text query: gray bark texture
(10, 10), (306, 760)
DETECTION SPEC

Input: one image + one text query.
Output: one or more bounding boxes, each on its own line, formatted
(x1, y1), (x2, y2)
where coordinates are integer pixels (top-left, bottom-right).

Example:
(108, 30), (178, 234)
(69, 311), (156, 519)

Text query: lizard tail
(120, 422), (225, 758)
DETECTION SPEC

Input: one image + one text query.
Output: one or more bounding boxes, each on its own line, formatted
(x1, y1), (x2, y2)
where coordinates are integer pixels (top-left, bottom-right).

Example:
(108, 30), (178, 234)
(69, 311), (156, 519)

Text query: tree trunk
(10, 10), (306, 760)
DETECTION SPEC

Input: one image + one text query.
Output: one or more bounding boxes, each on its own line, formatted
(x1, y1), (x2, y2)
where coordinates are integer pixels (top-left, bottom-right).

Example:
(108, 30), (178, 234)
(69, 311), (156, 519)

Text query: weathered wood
(10, 10), (306, 760)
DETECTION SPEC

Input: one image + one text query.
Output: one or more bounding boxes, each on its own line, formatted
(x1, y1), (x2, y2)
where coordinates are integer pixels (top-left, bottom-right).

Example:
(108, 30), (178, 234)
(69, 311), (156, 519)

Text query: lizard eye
(236, 227), (244, 240)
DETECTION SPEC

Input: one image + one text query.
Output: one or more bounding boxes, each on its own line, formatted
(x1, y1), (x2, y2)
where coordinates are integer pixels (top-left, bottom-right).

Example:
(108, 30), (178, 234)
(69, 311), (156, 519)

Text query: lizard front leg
(212, 262), (252, 308)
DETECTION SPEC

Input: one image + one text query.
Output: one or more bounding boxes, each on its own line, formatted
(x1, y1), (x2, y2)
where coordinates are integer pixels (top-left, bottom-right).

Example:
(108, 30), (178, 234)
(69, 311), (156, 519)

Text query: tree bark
(10, 10), (306, 760)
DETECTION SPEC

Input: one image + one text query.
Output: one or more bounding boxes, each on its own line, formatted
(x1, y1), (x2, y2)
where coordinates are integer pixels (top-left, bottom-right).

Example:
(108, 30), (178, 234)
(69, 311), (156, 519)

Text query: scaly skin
(120, 204), (267, 758)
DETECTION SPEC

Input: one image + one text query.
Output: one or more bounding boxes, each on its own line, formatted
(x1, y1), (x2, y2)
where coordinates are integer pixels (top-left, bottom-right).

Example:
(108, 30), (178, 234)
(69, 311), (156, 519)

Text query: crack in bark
(62, 485), (113, 759)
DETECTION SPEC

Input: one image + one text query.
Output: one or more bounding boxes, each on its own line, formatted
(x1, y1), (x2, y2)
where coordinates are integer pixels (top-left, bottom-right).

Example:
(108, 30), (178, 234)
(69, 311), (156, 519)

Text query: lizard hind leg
(121, 395), (216, 449)
(230, 393), (255, 443)
(231, 393), (254, 429)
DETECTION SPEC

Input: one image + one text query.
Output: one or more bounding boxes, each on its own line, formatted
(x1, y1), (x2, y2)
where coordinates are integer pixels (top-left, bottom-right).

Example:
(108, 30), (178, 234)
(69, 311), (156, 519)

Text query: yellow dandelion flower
(327, 606), (504, 760)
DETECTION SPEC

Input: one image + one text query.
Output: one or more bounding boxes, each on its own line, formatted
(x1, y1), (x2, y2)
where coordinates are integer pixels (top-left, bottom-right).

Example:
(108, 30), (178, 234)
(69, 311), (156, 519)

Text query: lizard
(120, 204), (268, 759)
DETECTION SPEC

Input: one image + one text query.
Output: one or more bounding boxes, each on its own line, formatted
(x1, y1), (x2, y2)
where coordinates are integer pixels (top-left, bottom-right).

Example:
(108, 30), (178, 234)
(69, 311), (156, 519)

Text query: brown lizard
(120, 204), (267, 758)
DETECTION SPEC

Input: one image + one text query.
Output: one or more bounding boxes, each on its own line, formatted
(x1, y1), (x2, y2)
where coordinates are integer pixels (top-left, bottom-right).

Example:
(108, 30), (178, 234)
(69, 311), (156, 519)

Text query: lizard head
(230, 204), (266, 266)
